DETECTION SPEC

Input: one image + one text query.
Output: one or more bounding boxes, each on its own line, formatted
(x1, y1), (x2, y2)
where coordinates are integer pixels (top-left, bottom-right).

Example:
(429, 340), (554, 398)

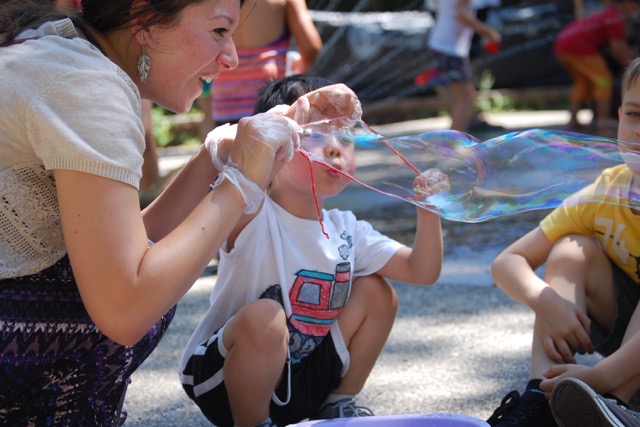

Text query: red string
(295, 118), (424, 239)
(298, 150), (329, 239)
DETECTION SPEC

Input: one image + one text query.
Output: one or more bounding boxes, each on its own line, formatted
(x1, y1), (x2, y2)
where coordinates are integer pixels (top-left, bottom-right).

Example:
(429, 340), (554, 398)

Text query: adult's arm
(58, 114), (297, 346)
(286, 0), (323, 72)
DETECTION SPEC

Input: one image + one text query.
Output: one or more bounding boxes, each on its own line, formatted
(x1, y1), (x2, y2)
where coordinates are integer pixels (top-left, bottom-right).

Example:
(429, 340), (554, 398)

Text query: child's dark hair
(622, 57), (640, 96)
(254, 74), (334, 114)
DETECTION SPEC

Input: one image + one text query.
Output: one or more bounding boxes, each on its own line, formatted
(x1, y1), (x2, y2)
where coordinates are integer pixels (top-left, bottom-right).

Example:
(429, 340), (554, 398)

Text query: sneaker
(551, 377), (640, 427)
(487, 389), (557, 426)
(311, 397), (374, 419)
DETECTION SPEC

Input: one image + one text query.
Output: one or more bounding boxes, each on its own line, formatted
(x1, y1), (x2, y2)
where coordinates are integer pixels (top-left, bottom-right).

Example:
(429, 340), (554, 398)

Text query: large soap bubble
(299, 119), (632, 223)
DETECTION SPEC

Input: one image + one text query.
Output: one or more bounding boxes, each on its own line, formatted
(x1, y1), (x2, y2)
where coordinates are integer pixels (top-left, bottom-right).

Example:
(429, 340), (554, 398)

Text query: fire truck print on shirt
(259, 232), (354, 363)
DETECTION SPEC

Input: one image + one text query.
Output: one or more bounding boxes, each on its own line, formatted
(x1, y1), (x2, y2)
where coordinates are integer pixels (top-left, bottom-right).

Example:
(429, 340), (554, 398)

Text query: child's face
(618, 78), (640, 173)
(282, 124), (356, 198)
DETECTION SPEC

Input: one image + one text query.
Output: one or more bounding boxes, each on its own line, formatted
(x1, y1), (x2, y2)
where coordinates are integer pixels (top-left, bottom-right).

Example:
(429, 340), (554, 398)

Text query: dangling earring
(137, 46), (151, 83)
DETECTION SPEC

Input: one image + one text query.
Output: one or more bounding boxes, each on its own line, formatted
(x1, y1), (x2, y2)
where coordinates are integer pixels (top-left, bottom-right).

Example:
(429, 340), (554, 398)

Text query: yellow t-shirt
(540, 164), (640, 283)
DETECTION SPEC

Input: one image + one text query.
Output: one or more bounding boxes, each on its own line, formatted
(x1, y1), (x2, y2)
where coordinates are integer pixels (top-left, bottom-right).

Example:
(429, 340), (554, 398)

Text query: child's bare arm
(491, 227), (554, 307)
(376, 207), (443, 286)
(540, 331), (640, 399)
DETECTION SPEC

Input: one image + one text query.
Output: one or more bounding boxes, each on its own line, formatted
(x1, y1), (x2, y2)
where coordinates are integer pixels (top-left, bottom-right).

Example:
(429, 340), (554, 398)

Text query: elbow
(416, 265), (442, 286)
(490, 256), (504, 285)
(87, 304), (161, 347)
(96, 317), (153, 347)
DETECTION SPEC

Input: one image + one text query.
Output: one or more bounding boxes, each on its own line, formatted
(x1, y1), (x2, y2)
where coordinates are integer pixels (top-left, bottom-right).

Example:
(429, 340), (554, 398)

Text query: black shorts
(181, 322), (348, 427)
(429, 48), (472, 86)
(591, 260), (640, 356)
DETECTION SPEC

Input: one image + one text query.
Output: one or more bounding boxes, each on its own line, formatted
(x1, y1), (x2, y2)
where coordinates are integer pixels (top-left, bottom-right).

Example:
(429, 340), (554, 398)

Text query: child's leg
(449, 80), (476, 133)
(223, 299), (289, 427)
(331, 274), (398, 395)
(603, 300), (640, 403)
(530, 235), (615, 380)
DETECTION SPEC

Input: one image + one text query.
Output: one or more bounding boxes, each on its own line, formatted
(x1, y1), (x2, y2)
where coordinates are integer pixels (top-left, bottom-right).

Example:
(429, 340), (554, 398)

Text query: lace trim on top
(0, 163), (65, 279)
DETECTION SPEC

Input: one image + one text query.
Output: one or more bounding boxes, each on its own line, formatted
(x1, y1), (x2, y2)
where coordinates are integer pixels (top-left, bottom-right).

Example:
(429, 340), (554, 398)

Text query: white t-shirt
(0, 19), (145, 278)
(180, 197), (403, 370)
(428, 3), (475, 58)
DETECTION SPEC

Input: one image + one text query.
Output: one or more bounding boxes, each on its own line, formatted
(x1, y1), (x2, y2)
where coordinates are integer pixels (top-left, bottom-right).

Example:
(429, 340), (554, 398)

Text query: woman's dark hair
(254, 74), (335, 114)
(1, 0), (246, 43)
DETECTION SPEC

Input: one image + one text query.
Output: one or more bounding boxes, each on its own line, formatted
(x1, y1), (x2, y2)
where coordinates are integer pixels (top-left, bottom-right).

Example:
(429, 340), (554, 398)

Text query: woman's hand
(230, 113), (301, 189)
(204, 123), (237, 171)
(285, 83), (362, 126)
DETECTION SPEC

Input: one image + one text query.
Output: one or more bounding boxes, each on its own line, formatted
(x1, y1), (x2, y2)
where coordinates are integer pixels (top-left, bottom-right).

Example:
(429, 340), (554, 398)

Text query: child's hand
(286, 83), (362, 127)
(413, 168), (450, 200)
(540, 364), (600, 399)
(535, 287), (594, 364)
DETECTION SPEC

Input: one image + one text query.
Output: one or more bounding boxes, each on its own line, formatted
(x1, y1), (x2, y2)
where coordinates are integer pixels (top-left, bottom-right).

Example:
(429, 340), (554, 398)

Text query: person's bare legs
(331, 274), (398, 395)
(435, 85), (454, 122)
(449, 80), (476, 133)
(222, 299), (289, 427)
(594, 97), (618, 135)
(610, 303), (640, 402)
(529, 235), (615, 380)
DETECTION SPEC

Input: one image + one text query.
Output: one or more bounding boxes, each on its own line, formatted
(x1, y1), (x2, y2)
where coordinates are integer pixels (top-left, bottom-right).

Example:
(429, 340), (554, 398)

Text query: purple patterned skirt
(0, 256), (176, 426)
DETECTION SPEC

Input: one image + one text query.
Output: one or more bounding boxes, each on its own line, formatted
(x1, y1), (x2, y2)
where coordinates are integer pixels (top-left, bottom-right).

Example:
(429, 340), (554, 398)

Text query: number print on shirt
(595, 217), (630, 264)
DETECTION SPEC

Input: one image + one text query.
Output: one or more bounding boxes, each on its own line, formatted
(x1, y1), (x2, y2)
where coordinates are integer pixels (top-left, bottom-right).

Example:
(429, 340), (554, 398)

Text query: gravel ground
(123, 207), (602, 426)
(122, 111), (605, 425)
(123, 276), (530, 426)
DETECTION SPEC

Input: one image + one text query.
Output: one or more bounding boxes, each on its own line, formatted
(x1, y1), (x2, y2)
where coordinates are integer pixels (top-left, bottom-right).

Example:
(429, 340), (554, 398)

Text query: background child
(426, 0), (501, 133)
(179, 74), (445, 427)
(554, 0), (639, 134)
(486, 57), (640, 427)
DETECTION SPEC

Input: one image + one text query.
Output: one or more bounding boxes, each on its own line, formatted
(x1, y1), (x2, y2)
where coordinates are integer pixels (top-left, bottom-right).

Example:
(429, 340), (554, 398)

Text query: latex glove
(413, 168), (450, 200)
(229, 112), (301, 190)
(204, 123), (237, 171)
(285, 83), (362, 128)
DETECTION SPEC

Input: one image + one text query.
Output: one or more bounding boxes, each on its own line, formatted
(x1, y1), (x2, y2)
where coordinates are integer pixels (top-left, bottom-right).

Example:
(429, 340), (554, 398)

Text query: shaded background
(304, 0), (637, 104)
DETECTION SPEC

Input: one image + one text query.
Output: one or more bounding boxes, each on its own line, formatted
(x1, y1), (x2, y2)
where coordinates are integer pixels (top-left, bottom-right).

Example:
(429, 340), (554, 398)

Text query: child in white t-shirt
(180, 75), (447, 427)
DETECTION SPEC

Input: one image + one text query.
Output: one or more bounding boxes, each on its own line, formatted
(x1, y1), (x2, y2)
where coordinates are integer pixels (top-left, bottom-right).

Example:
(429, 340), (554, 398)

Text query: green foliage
(150, 106), (174, 147)
(151, 105), (201, 148)
(475, 70), (516, 113)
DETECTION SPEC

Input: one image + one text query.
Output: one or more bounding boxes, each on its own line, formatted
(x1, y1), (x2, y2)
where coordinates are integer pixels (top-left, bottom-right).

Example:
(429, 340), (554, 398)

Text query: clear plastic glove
(204, 123), (237, 171)
(229, 112), (301, 190)
(413, 168), (450, 200)
(285, 83), (362, 128)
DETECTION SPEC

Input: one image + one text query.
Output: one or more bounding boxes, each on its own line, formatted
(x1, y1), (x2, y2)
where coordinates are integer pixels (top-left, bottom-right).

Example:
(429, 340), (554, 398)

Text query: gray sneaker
(311, 397), (374, 419)
(551, 377), (640, 427)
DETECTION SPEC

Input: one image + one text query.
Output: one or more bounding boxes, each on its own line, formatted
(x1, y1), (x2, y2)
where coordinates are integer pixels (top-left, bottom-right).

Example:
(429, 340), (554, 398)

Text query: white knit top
(0, 19), (145, 279)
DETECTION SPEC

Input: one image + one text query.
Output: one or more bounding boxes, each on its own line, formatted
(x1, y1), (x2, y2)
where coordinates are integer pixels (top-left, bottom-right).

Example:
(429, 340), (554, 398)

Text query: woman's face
(141, 0), (240, 113)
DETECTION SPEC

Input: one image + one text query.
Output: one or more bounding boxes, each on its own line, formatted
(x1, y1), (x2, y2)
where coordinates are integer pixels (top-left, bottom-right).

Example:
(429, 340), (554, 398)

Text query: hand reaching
(413, 168), (450, 200)
(285, 83), (362, 128)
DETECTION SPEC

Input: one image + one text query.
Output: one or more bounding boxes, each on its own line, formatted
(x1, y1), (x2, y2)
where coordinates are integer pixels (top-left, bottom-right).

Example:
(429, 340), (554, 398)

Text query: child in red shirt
(554, 0), (638, 134)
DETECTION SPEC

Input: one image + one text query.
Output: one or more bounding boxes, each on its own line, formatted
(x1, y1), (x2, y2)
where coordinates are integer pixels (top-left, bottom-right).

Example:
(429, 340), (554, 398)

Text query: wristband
(210, 166), (265, 214)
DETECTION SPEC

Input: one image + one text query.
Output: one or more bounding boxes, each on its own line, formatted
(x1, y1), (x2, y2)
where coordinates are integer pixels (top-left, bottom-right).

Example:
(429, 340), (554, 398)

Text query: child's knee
(231, 299), (288, 343)
(547, 234), (602, 267)
(353, 274), (398, 315)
